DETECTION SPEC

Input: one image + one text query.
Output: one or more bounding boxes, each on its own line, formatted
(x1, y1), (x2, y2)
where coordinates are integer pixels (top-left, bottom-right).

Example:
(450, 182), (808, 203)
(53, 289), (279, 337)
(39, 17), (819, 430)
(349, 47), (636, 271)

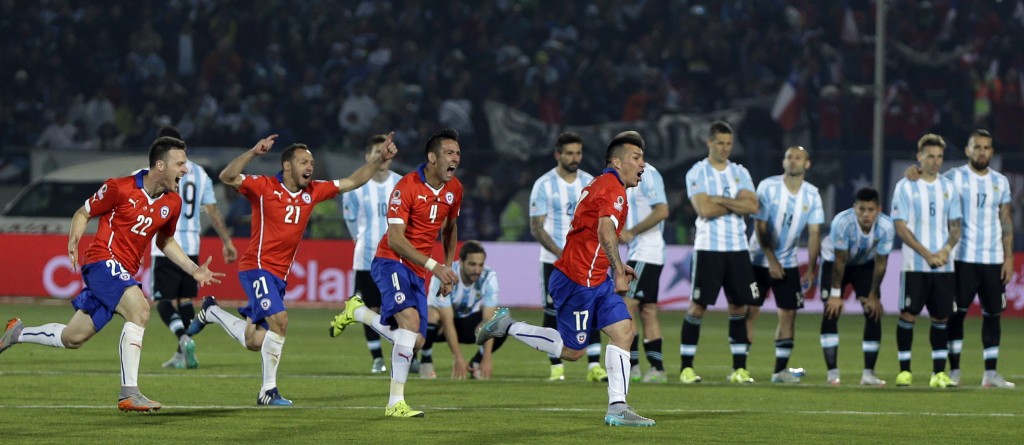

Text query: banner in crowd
(2, 234), (1023, 317)
(484, 101), (747, 172)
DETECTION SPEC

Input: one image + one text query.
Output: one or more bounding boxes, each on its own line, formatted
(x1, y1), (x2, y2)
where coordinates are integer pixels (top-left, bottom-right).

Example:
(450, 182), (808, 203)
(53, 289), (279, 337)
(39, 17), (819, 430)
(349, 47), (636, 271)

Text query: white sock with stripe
(205, 305), (248, 347)
(119, 322), (145, 388)
(261, 330), (285, 393)
(508, 322), (563, 357)
(18, 323), (66, 348)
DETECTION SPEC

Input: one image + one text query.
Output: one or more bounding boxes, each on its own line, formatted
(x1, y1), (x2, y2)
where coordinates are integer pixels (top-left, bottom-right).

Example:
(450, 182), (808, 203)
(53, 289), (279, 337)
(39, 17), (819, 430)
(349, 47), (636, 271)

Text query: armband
(424, 258), (438, 272)
(829, 287), (842, 299)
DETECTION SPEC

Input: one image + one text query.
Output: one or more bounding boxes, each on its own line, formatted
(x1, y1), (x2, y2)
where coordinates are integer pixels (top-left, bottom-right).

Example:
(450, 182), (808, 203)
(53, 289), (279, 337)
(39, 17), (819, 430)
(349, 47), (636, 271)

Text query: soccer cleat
(180, 335), (198, 369)
(329, 295), (365, 337)
(948, 369), (961, 386)
(604, 405), (655, 427)
(982, 372), (1015, 388)
(786, 367), (806, 377)
(895, 370), (913, 387)
(257, 387), (293, 406)
(419, 362), (437, 379)
(1, 318), (24, 354)
(587, 365), (609, 382)
(630, 365), (642, 382)
(185, 296), (218, 336)
(771, 369), (801, 384)
(826, 369), (841, 386)
(860, 371), (886, 387)
(475, 307), (512, 345)
(161, 352), (186, 369)
(929, 372), (956, 388)
(370, 357), (387, 374)
(385, 400), (424, 418)
(679, 367), (702, 384)
(642, 368), (667, 383)
(548, 364), (565, 381)
(727, 368), (754, 384)
(117, 393), (162, 413)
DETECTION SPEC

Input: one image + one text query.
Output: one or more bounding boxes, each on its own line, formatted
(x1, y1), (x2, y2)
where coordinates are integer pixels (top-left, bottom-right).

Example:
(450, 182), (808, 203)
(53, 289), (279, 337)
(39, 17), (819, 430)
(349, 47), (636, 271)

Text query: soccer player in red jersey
(184, 133), (396, 406)
(0, 136), (224, 412)
(332, 128), (462, 418)
(476, 131), (656, 427)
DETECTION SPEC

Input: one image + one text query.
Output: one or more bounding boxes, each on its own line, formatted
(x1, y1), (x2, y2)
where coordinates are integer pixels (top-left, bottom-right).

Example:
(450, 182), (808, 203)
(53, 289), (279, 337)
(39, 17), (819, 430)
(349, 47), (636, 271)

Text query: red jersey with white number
(82, 171), (182, 275)
(376, 164), (463, 280)
(554, 169), (629, 287)
(237, 174), (340, 279)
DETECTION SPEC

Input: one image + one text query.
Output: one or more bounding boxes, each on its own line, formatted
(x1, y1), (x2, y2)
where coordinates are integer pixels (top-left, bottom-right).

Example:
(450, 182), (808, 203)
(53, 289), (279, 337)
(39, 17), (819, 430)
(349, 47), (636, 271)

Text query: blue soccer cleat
(186, 296), (218, 336)
(257, 387), (293, 406)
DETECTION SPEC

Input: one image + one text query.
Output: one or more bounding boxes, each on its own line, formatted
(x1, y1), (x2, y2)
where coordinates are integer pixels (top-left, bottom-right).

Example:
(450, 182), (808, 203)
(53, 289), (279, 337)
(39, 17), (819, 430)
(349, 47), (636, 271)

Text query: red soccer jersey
(82, 171), (182, 275)
(376, 165), (463, 280)
(554, 170), (629, 287)
(237, 174), (340, 280)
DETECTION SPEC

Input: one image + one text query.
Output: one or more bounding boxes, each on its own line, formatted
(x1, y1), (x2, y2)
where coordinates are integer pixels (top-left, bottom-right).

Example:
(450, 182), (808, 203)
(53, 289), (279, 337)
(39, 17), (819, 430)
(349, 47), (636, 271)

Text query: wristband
(424, 258), (438, 272)
(829, 287), (842, 299)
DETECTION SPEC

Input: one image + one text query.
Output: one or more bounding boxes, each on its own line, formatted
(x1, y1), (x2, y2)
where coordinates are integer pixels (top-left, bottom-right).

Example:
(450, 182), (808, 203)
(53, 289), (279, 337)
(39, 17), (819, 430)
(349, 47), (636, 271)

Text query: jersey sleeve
(387, 181), (413, 225)
(342, 190), (359, 236)
(197, 166), (217, 205)
(809, 191), (825, 224)
(528, 180), (548, 218)
(646, 169), (668, 206)
(312, 180), (342, 204)
(597, 181), (626, 229)
(998, 175), (1011, 205)
(830, 214), (849, 251)
(84, 178), (122, 217)
(449, 182), (463, 218)
(685, 165), (706, 198)
(752, 181), (771, 221)
(238, 175), (264, 199)
(159, 201), (182, 238)
(427, 275), (449, 307)
(737, 166), (755, 192)
(890, 180), (909, 221)
(946, 183), (962, 221)
(482, 269), (499, 307)
(877, 218), (895, 255)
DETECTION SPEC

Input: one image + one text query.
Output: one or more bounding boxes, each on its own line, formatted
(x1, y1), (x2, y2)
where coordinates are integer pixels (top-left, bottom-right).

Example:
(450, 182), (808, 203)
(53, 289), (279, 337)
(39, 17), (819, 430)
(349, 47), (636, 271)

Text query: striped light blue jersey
(152, 160), (215, 257)
(529, 168), (594, 264)
(685, 159), (755, 252)
(821, 208), (895, 266)
(891, 176), (962, 272)
(626, 165), (667, 265)
(342, 171), (402, 270)
(428, 262), (499, 319)
(945, 165), (1011, 264)
(748, 176), (824, 268)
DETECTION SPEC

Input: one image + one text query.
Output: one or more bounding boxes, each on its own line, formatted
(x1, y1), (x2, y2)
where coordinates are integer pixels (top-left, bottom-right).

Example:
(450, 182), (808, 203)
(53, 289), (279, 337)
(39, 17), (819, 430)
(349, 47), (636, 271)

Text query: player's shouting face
(433, 139), (461, 183)
(286, 148), (315, 189)
(161, 148), (189, 193)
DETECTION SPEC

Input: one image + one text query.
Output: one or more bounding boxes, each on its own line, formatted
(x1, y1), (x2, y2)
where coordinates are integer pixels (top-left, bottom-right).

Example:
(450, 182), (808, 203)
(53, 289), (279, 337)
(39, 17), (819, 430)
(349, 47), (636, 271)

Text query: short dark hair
(708, 121), (733, 139)
(967, 128), (993, 145)
(282, 143), (310, 165)
(459, 240), (486, 261)
(425, 128), (459, 156)
(149, 136), (186, 167)
(366, 134), (388, 153)
(555, 131), (582, 152)
(606, 131), (644, 164)
(916, 133), (946, 153)
(157, 126), (182, 140)
(854, 187), (880, 204)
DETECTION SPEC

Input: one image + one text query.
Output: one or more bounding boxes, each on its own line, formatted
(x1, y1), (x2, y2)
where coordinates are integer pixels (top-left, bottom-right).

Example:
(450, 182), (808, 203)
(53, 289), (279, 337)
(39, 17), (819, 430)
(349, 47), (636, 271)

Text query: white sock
(355, 306), (395, 343)
(605, 345), (630, 405)
(261, 330), (285, 393)
(508, 322), (563, 357)
(206, 305), (248, 347)
(388, 328), (417, 406)
(18, 323), (66, 348)
(119, 322), (145, 387)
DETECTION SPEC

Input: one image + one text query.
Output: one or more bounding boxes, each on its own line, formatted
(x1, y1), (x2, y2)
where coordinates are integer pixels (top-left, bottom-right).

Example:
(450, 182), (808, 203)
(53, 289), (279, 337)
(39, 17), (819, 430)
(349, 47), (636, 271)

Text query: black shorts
(626, 261), (662, 304)
(899, 271), (955, 319)
(819, 261), (874, 301)
(354, 269), (383, 308)
(752, 266), (804, 309)
(542, 262), (556, 316)
(690, 250), (756, 307)
(434, 311), (484, 345)
(152, 255), (199, 301)
(954, 261), (1006, 314)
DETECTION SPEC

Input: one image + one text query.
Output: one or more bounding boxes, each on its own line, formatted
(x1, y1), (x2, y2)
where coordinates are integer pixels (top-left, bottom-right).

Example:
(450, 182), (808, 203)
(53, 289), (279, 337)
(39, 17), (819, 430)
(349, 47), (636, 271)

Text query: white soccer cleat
(826, 368), (840, 386)
(982, 372), (1015, 388)
(860, 371), (886, 387)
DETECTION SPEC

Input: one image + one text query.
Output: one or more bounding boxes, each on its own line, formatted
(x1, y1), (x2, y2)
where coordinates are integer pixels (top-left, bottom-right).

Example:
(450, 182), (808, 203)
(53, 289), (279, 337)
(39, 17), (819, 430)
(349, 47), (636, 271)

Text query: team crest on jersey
(160, 206), (170, 218)
(445, 192), (454, 204)
(392, 190), (401, 199)
(394, 292), (406, 304)
(301, 193), (311, 204)
(260, 298), (271, 310)
(576, 332), (588, 345)
(613, 196), (624, 211)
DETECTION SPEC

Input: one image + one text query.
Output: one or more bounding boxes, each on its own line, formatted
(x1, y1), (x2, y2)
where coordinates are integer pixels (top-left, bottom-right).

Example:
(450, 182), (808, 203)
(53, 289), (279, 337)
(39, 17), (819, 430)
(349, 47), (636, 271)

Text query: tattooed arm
(599, 216), (634, 296)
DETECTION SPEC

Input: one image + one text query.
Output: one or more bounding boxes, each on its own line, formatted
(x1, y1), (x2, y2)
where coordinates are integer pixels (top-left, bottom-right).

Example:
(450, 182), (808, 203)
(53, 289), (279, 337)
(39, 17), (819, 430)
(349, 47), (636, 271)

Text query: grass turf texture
(0, 302), (1021, 444)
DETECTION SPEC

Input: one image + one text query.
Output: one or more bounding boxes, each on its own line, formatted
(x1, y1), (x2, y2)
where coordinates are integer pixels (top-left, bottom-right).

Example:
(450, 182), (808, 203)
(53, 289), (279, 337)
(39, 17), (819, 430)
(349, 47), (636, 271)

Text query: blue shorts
(548, 268), (631, 350)
(72, 260), (141, 331)
(371, 258), (427, 338)
(237, 269), (287, 330)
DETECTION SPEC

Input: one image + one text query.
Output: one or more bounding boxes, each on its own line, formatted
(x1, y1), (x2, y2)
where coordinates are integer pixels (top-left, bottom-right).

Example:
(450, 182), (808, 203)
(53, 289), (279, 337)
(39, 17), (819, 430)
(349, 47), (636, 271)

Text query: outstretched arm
(220, 135), (278, 189)
(155, 234), (225, 286)
(336, 132), (398, 193)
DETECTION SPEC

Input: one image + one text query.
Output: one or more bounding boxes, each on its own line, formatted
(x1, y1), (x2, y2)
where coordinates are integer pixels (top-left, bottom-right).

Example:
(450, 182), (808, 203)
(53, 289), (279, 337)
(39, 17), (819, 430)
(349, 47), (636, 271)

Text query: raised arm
(336, 132), (398, 192)
(220, 135), (278, 189)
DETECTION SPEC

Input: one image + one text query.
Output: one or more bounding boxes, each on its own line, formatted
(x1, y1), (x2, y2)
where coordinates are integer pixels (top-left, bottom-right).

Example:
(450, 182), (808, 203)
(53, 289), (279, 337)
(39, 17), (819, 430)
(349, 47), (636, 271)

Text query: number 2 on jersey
(131, 215), (153, 236)
(285, 205), (301, 224)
